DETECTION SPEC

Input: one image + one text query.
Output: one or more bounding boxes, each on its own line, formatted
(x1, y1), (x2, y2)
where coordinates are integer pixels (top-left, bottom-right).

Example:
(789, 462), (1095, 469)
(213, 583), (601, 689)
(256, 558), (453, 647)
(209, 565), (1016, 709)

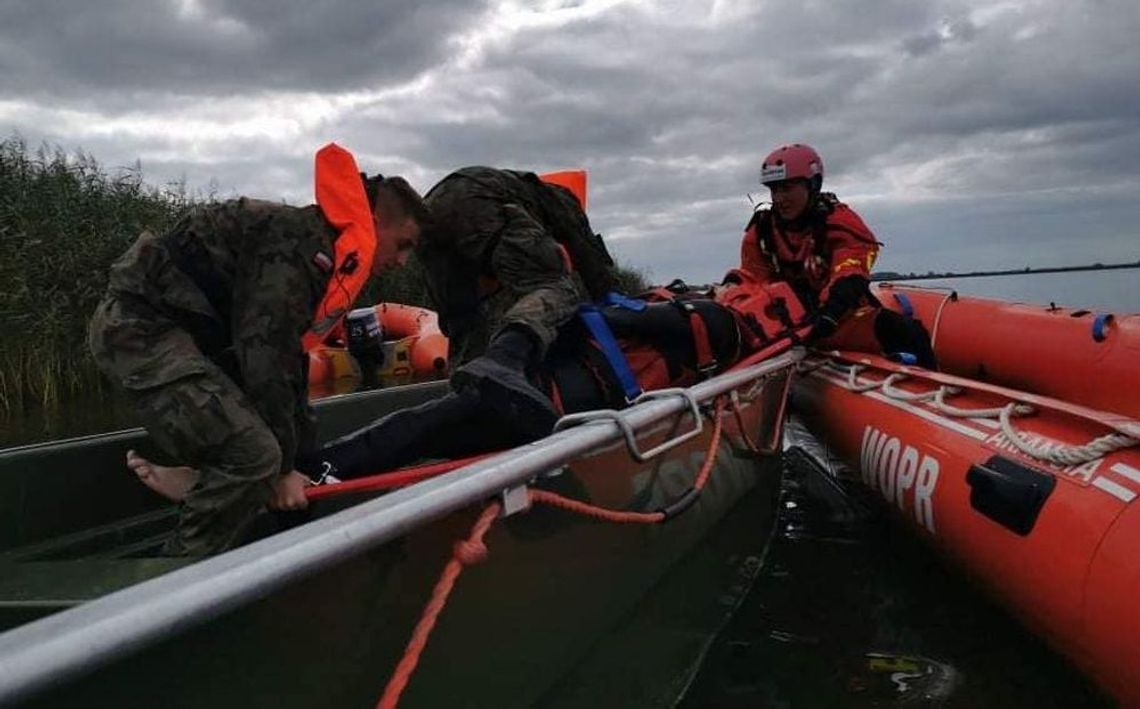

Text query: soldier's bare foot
(127, 450), (198, 502)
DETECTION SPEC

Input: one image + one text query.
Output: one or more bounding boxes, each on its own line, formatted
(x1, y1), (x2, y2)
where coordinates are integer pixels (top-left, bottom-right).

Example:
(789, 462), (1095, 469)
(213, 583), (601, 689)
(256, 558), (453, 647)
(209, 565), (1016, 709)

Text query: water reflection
(679, 425), (1111, 707)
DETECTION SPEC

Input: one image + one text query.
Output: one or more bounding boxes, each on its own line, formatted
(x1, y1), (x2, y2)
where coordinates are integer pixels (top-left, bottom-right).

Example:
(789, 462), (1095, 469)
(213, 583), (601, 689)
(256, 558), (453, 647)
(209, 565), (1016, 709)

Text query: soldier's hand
(269, 470), (311, 511)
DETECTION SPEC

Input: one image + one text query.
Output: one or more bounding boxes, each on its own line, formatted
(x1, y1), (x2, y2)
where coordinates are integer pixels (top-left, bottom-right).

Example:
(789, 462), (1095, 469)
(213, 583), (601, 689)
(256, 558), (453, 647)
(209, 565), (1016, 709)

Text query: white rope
(879, 374), (961, 402)
(813, 356), (1139, 466)
(998, 404), (1138, 466)
(929, 292), (956, 350)
(797, 359), (830, 375)
(931, 387), (1031, 419)
(845, 364), (880, 392)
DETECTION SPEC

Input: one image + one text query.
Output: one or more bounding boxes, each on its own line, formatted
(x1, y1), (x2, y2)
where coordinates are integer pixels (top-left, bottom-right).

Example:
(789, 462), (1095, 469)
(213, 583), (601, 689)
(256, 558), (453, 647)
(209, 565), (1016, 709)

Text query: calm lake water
(677, 423), (1112, 708)
(890, 267), (1139, 312)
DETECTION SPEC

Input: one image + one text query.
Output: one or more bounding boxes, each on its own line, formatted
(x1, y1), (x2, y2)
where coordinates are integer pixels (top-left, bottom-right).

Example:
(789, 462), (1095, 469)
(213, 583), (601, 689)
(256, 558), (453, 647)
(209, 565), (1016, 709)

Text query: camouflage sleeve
(230, 214), (326, 473)
(490, 203), (582, 355)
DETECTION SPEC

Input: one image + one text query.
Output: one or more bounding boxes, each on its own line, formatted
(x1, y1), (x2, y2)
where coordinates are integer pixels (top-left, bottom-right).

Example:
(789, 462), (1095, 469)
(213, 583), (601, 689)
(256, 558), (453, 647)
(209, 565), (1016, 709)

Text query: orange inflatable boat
(308, 303), (448, 393)
(871, 283), (1140, 418)
(795, 298), (1140, 704)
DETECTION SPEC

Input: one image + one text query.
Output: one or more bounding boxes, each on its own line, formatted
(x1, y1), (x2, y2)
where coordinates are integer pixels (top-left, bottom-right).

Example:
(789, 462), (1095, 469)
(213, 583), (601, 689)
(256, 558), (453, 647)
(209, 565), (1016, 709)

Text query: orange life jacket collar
(302, 143), (381, 351)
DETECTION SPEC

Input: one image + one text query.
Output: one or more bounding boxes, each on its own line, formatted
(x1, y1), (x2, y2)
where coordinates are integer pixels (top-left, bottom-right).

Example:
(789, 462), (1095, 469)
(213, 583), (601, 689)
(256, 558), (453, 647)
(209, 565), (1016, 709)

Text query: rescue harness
(552, 279), (808, 412)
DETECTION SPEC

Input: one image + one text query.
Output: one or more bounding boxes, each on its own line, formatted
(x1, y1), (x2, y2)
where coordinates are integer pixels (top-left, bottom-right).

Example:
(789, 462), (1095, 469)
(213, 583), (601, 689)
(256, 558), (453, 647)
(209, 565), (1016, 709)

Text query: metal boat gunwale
(0, 379), (453, 457)
(0, 349), (803, 706)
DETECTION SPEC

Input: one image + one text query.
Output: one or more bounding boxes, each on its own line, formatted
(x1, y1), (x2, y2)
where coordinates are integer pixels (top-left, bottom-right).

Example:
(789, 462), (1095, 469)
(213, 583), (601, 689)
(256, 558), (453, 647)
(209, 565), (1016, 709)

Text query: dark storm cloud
(394, 0), (1140, 281)
(2, 0), (1138, 287)
(902, 17), (978, 56)
(0, 0), (490, 100)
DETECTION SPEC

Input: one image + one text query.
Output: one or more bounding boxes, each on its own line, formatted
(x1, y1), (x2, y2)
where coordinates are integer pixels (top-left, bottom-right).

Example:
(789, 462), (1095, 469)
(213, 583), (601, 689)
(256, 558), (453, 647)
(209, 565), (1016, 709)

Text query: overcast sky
(2, 0), (1138, 284)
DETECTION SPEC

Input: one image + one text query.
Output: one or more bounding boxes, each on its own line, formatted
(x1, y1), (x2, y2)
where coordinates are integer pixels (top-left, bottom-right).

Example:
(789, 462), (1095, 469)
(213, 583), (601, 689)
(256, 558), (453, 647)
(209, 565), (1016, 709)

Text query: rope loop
(846, 364), (879, 392)
(998, 404), (1137, 466)
(453, 538), (489, 565)
(811, 354), (1139, 467)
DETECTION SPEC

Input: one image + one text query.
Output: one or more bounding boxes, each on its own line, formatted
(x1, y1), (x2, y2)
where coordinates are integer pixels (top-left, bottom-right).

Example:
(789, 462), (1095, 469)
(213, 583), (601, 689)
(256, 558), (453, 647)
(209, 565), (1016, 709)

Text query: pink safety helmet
(760, 143), (824, 188)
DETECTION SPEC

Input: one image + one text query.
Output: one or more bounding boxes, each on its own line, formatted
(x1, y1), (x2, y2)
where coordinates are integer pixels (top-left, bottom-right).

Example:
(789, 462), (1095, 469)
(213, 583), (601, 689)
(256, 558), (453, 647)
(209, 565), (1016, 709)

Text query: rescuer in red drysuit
(736, 143), (935, 368)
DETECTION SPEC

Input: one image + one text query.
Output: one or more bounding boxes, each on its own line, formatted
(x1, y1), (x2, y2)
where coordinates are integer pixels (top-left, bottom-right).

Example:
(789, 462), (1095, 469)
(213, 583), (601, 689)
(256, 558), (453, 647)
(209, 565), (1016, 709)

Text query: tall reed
(0, 137), (188, 412)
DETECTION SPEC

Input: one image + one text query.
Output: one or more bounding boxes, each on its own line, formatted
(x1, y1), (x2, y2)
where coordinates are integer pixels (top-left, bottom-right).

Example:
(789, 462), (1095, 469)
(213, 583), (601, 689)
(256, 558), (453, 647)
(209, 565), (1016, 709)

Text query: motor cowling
(345, 307), (385, 365)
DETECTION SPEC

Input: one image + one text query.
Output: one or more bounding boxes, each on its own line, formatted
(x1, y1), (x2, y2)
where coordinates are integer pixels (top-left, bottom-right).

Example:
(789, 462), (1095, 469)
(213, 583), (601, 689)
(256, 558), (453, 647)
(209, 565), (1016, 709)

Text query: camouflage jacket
(418, 167), (614, 358)
(105, 198), (336, 471)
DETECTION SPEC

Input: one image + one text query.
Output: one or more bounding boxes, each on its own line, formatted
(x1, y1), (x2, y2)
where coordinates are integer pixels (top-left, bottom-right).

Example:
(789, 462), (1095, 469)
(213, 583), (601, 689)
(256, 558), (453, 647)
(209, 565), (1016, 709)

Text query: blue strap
(889, 352), (918, 366)
(1092, 313), (1114, 342)
(604, 291), (647, 312)
(579, 304), (643, 402)
(893, 292), (914, 319)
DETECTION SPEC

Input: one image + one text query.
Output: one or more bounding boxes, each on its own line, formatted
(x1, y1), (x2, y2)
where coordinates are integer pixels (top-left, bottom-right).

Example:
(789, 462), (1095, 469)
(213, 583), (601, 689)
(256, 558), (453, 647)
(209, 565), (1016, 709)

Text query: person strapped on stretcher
(289, 271), (810, 484)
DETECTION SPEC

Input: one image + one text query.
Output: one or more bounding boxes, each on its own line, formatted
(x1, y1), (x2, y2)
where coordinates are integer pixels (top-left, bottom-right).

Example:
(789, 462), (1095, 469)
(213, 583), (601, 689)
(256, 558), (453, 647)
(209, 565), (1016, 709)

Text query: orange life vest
(471, 169), (587, 296)
(538, 169), (587, 211)
(302, 143), (381, 351)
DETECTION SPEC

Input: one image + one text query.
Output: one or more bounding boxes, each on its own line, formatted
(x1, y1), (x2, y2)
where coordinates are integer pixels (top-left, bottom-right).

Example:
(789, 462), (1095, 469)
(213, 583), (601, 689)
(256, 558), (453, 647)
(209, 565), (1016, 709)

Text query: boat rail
(0, 349), (803, 706)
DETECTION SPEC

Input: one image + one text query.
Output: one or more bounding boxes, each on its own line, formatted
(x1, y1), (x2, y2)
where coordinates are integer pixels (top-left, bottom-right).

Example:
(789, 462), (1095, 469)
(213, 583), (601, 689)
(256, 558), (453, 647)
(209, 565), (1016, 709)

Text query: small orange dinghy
(308, 303), (448, 392)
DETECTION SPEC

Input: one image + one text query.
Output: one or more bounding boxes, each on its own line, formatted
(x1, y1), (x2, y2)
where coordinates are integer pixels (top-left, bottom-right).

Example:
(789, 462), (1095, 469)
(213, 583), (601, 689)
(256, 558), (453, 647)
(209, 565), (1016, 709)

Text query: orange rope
(692, 397), (724, 490)
(306, 454), (493, 500)
(728, 396), (763, 453)
(375, 397), (729, 707)
(529, 397), (725, 522)
(528, 489), (666, 523)
(376, 501), (501, 709)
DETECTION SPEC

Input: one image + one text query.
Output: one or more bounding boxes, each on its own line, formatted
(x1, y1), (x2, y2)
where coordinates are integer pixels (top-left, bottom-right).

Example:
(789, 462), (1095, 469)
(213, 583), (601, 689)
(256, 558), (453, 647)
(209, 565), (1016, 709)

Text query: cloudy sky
(2, 0), (1138, 284)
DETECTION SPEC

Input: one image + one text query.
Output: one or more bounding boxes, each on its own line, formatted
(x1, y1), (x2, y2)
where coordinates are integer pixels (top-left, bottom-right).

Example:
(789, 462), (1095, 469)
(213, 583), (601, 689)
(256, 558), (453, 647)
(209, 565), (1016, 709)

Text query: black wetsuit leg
(873, 309), (938, 369)
(299, 388), (522, 480)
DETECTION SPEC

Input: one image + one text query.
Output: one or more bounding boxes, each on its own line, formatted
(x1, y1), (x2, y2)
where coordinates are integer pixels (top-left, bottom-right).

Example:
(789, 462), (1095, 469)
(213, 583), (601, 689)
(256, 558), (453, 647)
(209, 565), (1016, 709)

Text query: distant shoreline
(872, 261), (1140, 282)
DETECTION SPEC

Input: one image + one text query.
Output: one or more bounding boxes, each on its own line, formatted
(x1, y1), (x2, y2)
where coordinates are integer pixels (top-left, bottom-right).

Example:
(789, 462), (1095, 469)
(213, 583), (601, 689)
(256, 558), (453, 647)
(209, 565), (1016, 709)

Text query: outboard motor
(346, 307), (385, 367)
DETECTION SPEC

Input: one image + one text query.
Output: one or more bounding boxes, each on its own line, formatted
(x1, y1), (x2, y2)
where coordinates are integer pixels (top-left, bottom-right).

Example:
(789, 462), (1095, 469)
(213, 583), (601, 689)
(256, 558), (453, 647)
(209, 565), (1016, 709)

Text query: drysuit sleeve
(818, 204), (879, 308)
(739, 216), (778, 285)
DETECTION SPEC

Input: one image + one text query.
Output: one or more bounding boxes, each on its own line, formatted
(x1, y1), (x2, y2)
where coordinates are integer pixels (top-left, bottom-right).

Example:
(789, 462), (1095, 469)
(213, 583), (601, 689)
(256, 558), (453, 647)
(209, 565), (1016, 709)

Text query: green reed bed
(0, 137), (189, 413)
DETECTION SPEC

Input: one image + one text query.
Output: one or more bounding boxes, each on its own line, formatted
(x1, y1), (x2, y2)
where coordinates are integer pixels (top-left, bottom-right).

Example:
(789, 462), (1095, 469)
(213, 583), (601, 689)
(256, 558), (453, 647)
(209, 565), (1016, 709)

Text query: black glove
(808, 312), (840, 342)
(808, 275), (869, 342)
(820, 275), (869, 320)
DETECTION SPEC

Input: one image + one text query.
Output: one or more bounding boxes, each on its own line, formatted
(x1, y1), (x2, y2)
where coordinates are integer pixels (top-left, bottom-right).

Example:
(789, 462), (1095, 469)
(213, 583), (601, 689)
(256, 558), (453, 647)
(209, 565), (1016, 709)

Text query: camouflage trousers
(89, 295), (280, 557)
(448, 279), (584, 366)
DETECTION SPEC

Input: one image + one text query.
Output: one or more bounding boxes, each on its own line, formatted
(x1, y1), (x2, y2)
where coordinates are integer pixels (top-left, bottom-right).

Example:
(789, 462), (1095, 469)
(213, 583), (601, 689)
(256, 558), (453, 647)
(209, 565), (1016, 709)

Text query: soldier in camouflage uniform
(89, 176), (426, 557)
(418, 166), (617, 430)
